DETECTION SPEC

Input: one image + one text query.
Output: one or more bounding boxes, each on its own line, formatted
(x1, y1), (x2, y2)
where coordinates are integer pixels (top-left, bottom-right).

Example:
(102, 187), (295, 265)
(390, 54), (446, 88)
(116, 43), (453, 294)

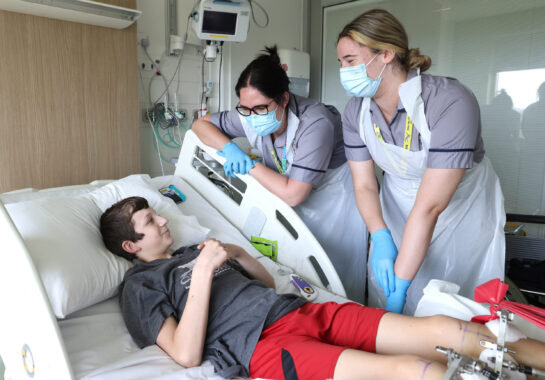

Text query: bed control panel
(290, 274), (318, 301)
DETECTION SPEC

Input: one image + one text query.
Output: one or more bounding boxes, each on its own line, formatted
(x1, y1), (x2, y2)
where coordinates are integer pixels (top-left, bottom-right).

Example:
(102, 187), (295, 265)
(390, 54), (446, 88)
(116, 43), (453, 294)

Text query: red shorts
(249, 302), (387, 380)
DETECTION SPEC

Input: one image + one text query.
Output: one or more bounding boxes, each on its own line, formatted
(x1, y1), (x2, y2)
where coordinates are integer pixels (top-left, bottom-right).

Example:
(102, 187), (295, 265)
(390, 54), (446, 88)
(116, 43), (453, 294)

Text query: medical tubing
(143, 45), (155, 67)
(149, 119), (166, 175)
(175, 12), (192, 99)
(151, 49), (184, 106)
(200, 52), (205, 112)
(152, 122), (174, 158)
(248, 0), (269, 28)
(167, 127), (181, 148)
(138, 66), (151, 106)
(218, 43), (223, 112)
(154, 123), (179, 149)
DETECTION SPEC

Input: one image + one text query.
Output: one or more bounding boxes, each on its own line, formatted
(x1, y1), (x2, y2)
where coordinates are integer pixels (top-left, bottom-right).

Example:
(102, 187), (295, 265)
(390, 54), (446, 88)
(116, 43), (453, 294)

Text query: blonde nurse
(337, 9), (505, 314)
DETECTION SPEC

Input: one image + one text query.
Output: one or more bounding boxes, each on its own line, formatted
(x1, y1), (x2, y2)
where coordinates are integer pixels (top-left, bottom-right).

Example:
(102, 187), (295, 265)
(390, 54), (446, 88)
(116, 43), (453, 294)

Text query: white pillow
(6, 197), (130, 318)
(6, 175), (210, 318)
(84, 174), (210, 250)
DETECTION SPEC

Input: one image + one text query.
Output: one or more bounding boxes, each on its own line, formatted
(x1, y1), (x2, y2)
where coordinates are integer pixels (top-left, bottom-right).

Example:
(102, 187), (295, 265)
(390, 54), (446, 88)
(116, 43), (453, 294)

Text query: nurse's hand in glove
(370, 228), (398, 297)
(217, 142), (255, 178)
(385, 275), (411, 314)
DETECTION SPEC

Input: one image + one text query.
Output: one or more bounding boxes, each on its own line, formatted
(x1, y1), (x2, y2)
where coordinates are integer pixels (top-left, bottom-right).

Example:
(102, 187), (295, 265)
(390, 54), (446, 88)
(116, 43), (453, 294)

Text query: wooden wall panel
(0, 0), (139, 193)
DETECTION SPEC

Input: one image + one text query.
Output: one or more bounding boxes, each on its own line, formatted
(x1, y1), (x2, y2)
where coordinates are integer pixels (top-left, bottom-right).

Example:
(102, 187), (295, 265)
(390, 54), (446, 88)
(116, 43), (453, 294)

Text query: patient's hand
(196, 239), (232, 273)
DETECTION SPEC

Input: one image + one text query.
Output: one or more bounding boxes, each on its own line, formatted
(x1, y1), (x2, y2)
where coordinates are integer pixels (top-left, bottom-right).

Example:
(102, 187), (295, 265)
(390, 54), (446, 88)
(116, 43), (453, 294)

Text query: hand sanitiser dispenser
(191, 0), (251, 43)
(278, 49), (310, 98)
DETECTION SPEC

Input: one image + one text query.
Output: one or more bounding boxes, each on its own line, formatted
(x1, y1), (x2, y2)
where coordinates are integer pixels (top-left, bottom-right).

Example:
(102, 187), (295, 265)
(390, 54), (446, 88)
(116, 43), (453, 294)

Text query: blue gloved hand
(385, 275), (411, 314)
(370, 228), (398, 297)
(217, 142), (255, 178)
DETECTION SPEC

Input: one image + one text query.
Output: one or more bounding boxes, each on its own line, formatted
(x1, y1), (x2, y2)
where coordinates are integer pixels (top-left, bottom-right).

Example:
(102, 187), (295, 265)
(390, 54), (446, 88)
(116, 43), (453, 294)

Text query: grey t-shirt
(118, 245), (305, 378)
(209, 94), (345, 186)
(343, 70), (485, 169)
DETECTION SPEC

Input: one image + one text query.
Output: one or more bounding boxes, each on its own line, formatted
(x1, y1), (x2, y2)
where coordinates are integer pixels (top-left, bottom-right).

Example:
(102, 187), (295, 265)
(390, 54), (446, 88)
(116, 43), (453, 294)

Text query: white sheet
(58, 175), (346, 379)
(415, 280), (545, 343)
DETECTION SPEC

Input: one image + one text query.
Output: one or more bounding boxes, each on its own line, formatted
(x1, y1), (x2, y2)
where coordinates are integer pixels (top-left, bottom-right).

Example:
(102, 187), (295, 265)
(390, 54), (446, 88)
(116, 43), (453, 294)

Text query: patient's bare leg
(333, 349), (446, 380)
(375, 313), (545, 370)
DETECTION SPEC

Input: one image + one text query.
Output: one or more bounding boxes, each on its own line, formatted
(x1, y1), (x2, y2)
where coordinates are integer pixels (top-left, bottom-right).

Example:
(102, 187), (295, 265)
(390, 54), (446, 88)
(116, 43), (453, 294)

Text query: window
(320, 0), (545, 237)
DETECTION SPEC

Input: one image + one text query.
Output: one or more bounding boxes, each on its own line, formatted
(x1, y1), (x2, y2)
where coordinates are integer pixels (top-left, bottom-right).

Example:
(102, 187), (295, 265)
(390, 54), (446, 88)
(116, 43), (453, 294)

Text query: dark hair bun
(263, 45), (281, 66)
(235, 44), (290, 102)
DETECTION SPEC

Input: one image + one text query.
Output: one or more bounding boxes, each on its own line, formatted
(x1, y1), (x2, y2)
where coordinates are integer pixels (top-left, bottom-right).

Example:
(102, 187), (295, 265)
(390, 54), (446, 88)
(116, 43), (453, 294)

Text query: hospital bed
(0, 130), (347, 380)
(1, 131), (543, 380)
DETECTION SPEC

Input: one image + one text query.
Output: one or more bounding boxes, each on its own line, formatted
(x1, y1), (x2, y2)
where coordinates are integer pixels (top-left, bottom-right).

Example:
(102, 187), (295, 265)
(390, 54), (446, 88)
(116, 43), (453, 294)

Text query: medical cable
(155, 124), (179, 149)
(149, 117), (166, 175)
(138, 65), (150, 106)
(218, 42), (223, 112)
(248, 0), (269, 28)
(150, 51), (183, 106)
(199, 51), (207, 117)
(175, 8), (194, 101)
(167, 128), (182, 148)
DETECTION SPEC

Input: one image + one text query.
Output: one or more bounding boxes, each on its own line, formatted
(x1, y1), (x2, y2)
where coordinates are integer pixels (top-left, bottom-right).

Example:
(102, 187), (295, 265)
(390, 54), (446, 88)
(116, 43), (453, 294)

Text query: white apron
(241, 110), (368, 302)
(359, 72), (505, 315)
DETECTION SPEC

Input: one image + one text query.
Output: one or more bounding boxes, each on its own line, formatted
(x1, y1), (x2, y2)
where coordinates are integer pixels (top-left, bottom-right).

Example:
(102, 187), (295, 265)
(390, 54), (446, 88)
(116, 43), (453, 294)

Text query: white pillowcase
(85, 174), (210, 250)
(6, 174), (210, 318)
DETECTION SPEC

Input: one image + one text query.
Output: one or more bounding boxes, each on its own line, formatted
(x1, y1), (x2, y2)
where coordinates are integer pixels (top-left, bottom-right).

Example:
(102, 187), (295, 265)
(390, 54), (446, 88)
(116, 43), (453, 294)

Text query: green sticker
(250, 236), (278, 262)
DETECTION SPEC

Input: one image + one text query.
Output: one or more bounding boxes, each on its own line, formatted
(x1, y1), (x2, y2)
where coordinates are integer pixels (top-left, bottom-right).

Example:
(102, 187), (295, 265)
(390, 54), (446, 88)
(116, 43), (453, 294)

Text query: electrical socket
(142, 108), (151, 123)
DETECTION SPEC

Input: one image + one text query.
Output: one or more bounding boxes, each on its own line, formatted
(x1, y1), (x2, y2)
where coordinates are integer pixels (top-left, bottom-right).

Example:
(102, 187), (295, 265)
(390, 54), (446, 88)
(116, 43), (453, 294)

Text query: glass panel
(322, 0), (545, 237)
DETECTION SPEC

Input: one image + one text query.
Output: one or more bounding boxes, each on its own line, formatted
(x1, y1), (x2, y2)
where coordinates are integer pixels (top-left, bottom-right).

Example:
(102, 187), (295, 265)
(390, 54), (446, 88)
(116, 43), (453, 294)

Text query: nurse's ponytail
(406, 48), (431, 72)
(338, 9), (432, 73)
(235, 45), (290, 104)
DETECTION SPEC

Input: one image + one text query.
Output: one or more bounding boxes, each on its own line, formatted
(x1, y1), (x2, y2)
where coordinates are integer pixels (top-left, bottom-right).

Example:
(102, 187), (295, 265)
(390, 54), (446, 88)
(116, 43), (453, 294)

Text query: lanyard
(269, 145), (287, 174)
(373, 114), (414, 150)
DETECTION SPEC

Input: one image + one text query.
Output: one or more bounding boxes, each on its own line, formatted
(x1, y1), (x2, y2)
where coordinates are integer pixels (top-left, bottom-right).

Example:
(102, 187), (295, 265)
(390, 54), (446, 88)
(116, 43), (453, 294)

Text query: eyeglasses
(235, 100), (276, 117)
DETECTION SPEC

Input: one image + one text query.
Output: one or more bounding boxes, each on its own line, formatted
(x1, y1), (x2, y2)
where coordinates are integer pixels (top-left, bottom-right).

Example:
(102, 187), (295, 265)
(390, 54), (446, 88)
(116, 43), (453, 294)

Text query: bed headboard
(0, 203), (74, 379)
(175, 130), (346, 297)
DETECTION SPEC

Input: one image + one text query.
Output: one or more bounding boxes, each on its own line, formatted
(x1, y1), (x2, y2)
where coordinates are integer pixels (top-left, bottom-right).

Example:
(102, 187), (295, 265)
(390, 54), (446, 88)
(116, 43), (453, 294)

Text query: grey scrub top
(342, 69), (485, 169)
(209, 94), (345, 186)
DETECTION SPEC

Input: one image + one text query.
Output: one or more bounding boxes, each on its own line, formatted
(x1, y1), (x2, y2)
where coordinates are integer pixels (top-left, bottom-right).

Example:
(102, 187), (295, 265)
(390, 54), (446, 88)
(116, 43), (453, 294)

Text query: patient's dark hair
(235, 45), (290, 104)
(100, 196), (149, 261)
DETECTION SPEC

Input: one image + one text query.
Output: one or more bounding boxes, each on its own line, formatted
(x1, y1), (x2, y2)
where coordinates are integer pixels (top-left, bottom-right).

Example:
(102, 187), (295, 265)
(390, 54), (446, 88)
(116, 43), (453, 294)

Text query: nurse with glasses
(193, 45), (369, 303)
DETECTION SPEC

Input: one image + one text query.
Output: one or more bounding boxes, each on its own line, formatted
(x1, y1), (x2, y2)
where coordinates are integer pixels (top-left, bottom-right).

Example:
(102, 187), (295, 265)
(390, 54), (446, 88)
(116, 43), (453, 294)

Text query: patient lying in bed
(100, 196), (545, 380)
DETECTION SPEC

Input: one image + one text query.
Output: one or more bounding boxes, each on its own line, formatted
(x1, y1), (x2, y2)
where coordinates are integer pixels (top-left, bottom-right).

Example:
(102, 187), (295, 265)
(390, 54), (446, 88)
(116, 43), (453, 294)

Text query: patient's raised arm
(156, 242), (226, 368)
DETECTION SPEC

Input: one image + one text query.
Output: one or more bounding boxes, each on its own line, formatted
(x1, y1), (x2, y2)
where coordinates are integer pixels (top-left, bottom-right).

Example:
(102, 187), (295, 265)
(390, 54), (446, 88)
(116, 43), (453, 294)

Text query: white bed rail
(0, 203), (74, 380)
(175, 130), (346, 297)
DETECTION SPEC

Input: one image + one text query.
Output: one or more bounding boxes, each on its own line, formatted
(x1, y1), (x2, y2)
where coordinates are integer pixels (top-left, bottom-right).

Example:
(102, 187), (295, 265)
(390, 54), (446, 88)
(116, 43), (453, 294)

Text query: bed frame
(0, 130), (344, 380)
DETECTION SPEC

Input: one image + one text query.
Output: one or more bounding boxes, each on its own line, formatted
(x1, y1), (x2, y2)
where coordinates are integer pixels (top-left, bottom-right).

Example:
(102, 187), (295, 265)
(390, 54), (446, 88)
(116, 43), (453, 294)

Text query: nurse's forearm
(394, 167), (466, 280)
(394, 208), (439, 280)
(192, 116), (231, 150)
(249, 163), (312, 207)
(353, 185), (387, 234)
(348, 160), (387, 233)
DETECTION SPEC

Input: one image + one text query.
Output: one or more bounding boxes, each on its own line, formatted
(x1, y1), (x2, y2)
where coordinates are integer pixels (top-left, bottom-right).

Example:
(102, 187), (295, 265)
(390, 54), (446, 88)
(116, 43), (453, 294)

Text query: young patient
(100, 196), (545, 380)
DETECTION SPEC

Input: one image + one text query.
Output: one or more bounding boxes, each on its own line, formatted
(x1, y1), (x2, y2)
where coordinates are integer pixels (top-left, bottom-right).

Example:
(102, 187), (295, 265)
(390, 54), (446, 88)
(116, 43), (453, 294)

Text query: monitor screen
(202, 10), (237, 35)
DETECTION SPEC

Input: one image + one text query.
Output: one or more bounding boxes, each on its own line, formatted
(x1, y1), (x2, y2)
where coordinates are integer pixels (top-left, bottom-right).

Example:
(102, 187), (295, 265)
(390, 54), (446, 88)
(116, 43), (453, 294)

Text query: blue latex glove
(385, 275), (411, 314)
(217, 142), (255, 178)
(370, 228), (398, 297)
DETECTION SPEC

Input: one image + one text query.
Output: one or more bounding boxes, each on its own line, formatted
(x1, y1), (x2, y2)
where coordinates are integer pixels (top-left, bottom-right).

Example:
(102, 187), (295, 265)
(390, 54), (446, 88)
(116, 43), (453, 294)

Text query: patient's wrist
(193, 258), (218, 279)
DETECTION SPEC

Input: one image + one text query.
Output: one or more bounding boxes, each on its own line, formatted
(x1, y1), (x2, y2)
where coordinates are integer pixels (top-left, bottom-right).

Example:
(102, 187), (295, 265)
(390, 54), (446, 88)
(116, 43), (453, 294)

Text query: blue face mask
(339, 54), (387, 98)
(246, 105), (285, 136)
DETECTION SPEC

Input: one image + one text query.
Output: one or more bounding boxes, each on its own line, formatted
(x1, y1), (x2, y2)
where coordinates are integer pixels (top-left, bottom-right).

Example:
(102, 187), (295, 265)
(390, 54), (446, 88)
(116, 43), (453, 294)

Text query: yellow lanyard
(373, 114), (414, 150)
(269, 146), (287, 174)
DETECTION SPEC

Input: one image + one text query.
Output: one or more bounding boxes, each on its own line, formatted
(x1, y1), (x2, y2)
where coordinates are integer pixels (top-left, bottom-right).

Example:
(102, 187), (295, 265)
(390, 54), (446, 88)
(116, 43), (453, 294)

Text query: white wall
(136, 0), (307, 177)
